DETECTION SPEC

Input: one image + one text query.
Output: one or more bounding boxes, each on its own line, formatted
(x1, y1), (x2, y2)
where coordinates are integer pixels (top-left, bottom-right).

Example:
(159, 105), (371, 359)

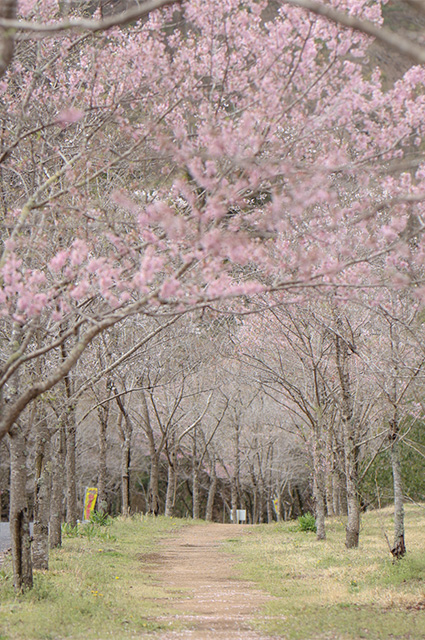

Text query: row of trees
(1, 0), (425, 590)
(2, 293), (425, 586)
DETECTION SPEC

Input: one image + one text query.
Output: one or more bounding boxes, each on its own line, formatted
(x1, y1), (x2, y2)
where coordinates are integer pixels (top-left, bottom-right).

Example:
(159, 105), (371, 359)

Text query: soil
(146, 523), (277, 640)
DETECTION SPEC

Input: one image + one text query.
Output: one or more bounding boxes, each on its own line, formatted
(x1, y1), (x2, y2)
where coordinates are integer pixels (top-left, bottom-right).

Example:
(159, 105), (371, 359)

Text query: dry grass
(0, 516), (192, 640)
(0, 508), (424, 639)
(226, 504), (425, 639)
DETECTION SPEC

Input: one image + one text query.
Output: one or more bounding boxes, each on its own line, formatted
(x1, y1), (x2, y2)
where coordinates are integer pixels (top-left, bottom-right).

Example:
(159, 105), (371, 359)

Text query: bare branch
(177, 391), (214, 444)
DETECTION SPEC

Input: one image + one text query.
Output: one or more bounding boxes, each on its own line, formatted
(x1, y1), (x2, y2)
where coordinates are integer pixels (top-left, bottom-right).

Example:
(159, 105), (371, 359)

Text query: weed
(61, 522), (78, 537)
(89, 511), (110, 526)
(297, 512), (317, 533)
(61, 520), (116, 542)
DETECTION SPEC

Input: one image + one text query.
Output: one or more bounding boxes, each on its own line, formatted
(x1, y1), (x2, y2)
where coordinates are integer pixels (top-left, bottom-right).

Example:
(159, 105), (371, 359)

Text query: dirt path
(147, 523), (276, 640)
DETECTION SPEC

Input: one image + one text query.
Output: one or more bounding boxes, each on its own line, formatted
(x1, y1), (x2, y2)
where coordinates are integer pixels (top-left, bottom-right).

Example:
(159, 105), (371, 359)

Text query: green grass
(0, 515), (191, 640)
(1, 508), (425, 639)
(225, 504), (425, 639)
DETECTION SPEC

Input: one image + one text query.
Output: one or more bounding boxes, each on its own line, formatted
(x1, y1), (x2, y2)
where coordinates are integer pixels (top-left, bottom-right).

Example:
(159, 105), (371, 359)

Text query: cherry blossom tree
(3, 0), (425, 445)
(357, 294), (425, 558)
(3, 0), (425, 589)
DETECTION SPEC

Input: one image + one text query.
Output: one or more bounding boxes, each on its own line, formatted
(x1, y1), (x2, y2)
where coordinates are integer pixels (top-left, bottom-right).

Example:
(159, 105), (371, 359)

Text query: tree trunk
(9, 424), (32, 591)
(232, 422), (241, 523)
(192, 430), (200, 520)
(312, 431), (326, 540)
(65, 410), (78, 526)
(97, 400), (109, 514)
(192, 465), (200, 520)
(294, 484), (304, 516)
(32, 409), (51, 570)
(250, 469), (258, 523)
(389, 418), (406, 559)
(0, 0), (16, 80)
(335, 320), (360, 549)
(326, 431), (336, 517)
(265, 445), (273, 523)
(205, 463), (217, 522)
(49, 422), (65, 548)
(314, 477), (326, 540)
(345, 477), (360, 548)
(165, 451), (176, 517)
(266, 494), (273, 523)
(148, 453), (160, 515)
(231, 476), (237, 524)
(112, 384), (133, 517)
(121, 436), (131, 516)
(343, 423), (360, 548)
(337, 454), (348, 516)
(258, 478), (265, 524)
(140, 389), (159, 515)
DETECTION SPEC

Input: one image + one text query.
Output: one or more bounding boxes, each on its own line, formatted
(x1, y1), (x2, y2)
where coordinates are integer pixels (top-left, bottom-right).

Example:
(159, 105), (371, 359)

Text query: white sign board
(230, 509), (247, 524)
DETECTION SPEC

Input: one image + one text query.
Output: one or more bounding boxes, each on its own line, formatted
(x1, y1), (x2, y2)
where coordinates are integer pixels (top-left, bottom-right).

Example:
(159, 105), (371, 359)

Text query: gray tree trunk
(192, 466), (200, 520)
(312, 432), (326, 540)
(32, 409), (51, 570)
(389, 418), (406, 558)
(0, 0), (16, 79)
(314, 477), (327, 540)
(326, 431), (336, 517)
(258, 479), (265, 524)
(97, 399), (109, 514)
(121, 437), (131, 516)
(65, 410), (78, 526)
(9, 423), (33, 591)
(112, 384), (133, 516)
(205, 464), (217, 521)
(192, 430), (200, 520)
(335, 320), (360, 548)
(250, 468), (258, 523)
(165, 451), (176, 517)
(49, 421), (66, 547)
(231, 477), (238, 524)
(148, 453), (160, 515)
(140, 390), (160, 515)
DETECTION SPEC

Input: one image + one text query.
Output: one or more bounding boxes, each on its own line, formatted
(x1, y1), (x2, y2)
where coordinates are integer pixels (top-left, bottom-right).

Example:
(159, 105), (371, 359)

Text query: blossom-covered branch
(281, 0), (425, 64)
(0, 0), (181, 34)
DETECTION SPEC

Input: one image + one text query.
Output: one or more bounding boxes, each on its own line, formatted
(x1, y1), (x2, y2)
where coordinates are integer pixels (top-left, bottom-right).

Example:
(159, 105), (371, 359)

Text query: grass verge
(225, 504), (425, 639)
(0, 515), (190, 640)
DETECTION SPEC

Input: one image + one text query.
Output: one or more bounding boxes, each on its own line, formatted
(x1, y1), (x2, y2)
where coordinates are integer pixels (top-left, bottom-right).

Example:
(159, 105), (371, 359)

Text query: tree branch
(0, 0), (16, 78)
(0, 0), (181, 35)
(281, 0), (425, 65)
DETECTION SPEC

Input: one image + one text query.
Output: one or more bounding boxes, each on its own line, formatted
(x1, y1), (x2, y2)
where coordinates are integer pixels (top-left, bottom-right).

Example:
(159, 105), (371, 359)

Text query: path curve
(147, 523), (276, 640)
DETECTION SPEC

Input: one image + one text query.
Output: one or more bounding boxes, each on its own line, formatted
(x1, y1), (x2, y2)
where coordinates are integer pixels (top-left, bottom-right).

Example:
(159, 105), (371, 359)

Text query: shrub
(298, 512), (317, 533)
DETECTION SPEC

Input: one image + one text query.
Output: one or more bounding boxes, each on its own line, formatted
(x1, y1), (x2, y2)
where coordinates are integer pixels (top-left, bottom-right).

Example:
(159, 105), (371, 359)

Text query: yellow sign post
(83, 487), (98, 521)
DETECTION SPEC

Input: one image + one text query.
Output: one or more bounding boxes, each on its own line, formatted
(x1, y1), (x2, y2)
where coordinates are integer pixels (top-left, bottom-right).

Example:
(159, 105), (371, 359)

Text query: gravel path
(149, 523), (278, 640)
